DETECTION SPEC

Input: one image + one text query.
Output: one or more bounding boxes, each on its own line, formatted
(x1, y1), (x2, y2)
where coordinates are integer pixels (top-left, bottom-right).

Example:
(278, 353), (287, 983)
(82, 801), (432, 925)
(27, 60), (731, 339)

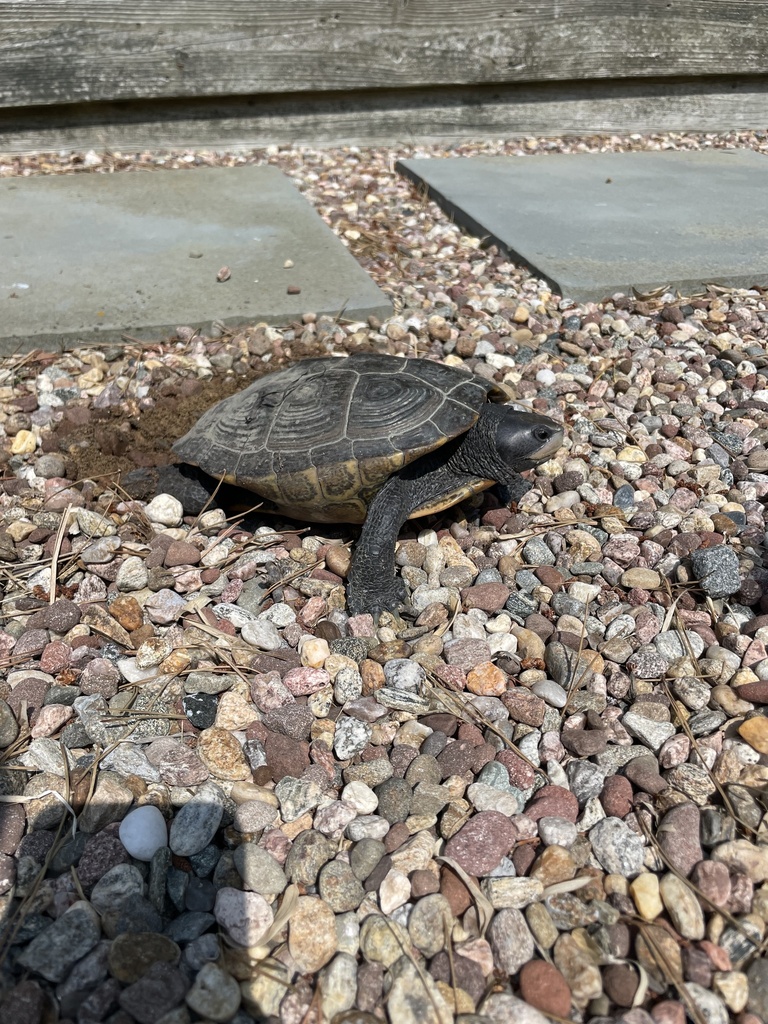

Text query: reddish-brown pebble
(534, 565), (565, 591)
(690, 861), (731, 908)
(7, 677), (49, 725)
(501, 688), (546, 727)
(682, 946), (712, 986)
(698, 939), (731, 971)
(482, 508), (512, 530)
(471, 743), (497, 773)
(443, 810), (517, 875)
(460, 582), (511, 613)
(200, 567), (220, 585)
(652, 1001), (687, 1024)
(512, 844), (536, 876)
(601, 774), (634, 817)
(40, 640), (71, 674)
(10, 630), (48, 659)
(164, 541), (201, 567)
(384, 822), (410, 853)
(466, 661), (507, 696)
(282, 666), (331, 695)
(602, 963), (639, 1007)
(657, 802), (702, 876)
(440, 866), (474, 916)
(264, 732), (310, 782)
(524, 612), (556, 639)
(432, 663), (467, 691)
(436, 740), (476, 779)
(518, 961), (572, 1017)
(443, 638), (492, 671)
(524, 785), (579, 823)
(109, 595), (144, 632)
(560, 728), (608, 756)
(735, 681), (768, 702)
(421, 714), (459, 737)
(624, 756), (667, 795)
(410, 869), (440, 898)
(457, 722), (485, 746)
(79, 658), (120, 699)
(496, 750), (535, 789)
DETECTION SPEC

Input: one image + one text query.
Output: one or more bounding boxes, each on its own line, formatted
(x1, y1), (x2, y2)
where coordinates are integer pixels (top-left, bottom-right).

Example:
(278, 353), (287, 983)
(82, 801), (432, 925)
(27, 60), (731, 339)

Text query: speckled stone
(443, 810), (517, 875)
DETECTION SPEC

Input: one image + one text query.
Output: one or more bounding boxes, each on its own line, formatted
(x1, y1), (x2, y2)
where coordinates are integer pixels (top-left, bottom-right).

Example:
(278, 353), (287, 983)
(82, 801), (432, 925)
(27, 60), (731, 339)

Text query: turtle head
(494, 408), (564, 470)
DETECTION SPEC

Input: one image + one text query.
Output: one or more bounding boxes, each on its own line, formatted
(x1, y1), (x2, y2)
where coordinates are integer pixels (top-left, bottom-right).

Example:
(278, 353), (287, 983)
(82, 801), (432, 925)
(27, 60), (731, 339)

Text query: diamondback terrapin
(160, 353), (563, 615)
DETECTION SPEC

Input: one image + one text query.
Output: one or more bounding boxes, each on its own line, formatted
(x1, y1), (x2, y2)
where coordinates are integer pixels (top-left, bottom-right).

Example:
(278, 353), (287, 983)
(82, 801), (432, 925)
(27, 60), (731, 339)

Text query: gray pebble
(589, 816), (645, 877)
(169, 782), (225, 856)
(17, 901), (101, 982)
(234, 843), (287, 896)
(488, 908), (535, 974)
(90, 863), (145, 915)
(690, 545), (741, 598)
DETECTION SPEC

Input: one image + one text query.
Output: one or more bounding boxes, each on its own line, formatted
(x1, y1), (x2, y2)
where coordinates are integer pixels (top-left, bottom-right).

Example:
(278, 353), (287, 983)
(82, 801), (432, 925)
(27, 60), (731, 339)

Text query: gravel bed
(0, 132), (767, 1024)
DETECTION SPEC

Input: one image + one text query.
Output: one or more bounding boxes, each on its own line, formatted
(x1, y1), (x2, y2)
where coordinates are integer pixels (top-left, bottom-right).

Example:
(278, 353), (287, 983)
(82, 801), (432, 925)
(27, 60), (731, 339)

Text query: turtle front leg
(346, 477), (414, 618)
(493, 474), (532, 508)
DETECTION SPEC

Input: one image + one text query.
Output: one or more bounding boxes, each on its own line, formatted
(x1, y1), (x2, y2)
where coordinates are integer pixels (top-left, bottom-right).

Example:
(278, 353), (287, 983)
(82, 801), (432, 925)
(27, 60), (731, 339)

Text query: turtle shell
(172, 353), (506, 523)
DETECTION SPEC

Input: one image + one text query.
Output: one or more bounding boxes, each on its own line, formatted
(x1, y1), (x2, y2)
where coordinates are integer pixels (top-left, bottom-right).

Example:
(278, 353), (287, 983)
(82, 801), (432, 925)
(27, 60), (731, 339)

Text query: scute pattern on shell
(172, 354), (495, 523)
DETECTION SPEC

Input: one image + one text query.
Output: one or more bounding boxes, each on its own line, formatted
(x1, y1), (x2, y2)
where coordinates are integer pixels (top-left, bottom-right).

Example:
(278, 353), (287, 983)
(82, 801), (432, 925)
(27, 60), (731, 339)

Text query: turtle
(155, 353), (563, 616)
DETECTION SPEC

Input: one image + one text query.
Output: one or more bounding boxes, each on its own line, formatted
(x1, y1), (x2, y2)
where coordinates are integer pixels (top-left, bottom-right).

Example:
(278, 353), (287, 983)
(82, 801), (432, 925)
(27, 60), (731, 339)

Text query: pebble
(444, 810), (518, 875)
(144, 494), (184, 526)
(118, 805), (168, 861)
(657, 802), (702, 876)
(288, 896), (338, 972)
(659, 872), (705, 938)
(589, 817), (645, 877)
(488, 908), (535, 973)
(518, 960), (572, 1018)
(118, 961), (189, 1024)
(233, 843), (287, 896)
(17, 901), (101, 982)
(214, 887), (273, 946)
(168, 782), (225, 856)
(689, 546), (741, 598)
(185, 962), (241, 1022)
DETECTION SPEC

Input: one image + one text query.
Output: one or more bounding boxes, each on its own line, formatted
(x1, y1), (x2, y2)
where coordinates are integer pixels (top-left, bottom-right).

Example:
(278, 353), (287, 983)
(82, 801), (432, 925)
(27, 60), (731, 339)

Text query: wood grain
(1, 0), (766, 107)
(2, 78), (767, 154)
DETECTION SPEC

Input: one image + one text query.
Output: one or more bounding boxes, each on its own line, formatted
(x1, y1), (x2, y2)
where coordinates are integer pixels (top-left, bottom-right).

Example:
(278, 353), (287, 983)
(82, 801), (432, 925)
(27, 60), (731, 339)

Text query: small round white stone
(144, 493), (184, 526)
(118, 804), (168, 861)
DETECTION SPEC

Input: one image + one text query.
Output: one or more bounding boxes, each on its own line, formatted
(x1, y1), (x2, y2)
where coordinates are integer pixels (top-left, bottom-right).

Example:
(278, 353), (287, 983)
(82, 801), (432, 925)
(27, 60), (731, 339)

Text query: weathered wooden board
(1, 0), (766, 108)
(2, 78), (767, 154)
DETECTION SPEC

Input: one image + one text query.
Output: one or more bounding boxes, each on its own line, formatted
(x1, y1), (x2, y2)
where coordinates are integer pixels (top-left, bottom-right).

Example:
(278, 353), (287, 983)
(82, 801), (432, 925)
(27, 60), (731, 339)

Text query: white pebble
(118, 805), (168, 861)
(241, 619), (282, 651)
(144, 493), (184, 526)
(341, 781), (378, 815)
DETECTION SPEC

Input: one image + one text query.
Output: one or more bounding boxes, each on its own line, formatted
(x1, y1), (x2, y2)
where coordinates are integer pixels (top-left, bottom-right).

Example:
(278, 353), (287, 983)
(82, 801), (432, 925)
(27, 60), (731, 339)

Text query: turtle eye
(533, 425), (554, 442)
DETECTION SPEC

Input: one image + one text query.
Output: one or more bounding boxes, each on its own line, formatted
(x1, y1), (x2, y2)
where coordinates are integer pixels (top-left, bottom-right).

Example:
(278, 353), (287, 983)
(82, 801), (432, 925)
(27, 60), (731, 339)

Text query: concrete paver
(1, 165), (391, 353)
(397, 150), (768, 301)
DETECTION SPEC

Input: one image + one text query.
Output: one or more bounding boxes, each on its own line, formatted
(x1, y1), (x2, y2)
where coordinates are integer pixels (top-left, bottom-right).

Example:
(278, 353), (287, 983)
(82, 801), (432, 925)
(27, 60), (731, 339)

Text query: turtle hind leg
(122, 463), (222, 516)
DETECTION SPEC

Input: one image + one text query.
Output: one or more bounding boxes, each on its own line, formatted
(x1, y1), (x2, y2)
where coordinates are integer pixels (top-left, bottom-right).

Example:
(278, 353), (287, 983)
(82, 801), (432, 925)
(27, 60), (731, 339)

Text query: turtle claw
(346, 574), (409, 620)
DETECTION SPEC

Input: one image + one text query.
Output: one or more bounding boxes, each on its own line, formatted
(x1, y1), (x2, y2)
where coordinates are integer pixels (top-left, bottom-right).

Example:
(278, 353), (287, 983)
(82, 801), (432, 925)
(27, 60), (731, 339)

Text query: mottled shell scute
(172, 354), (494, 522)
